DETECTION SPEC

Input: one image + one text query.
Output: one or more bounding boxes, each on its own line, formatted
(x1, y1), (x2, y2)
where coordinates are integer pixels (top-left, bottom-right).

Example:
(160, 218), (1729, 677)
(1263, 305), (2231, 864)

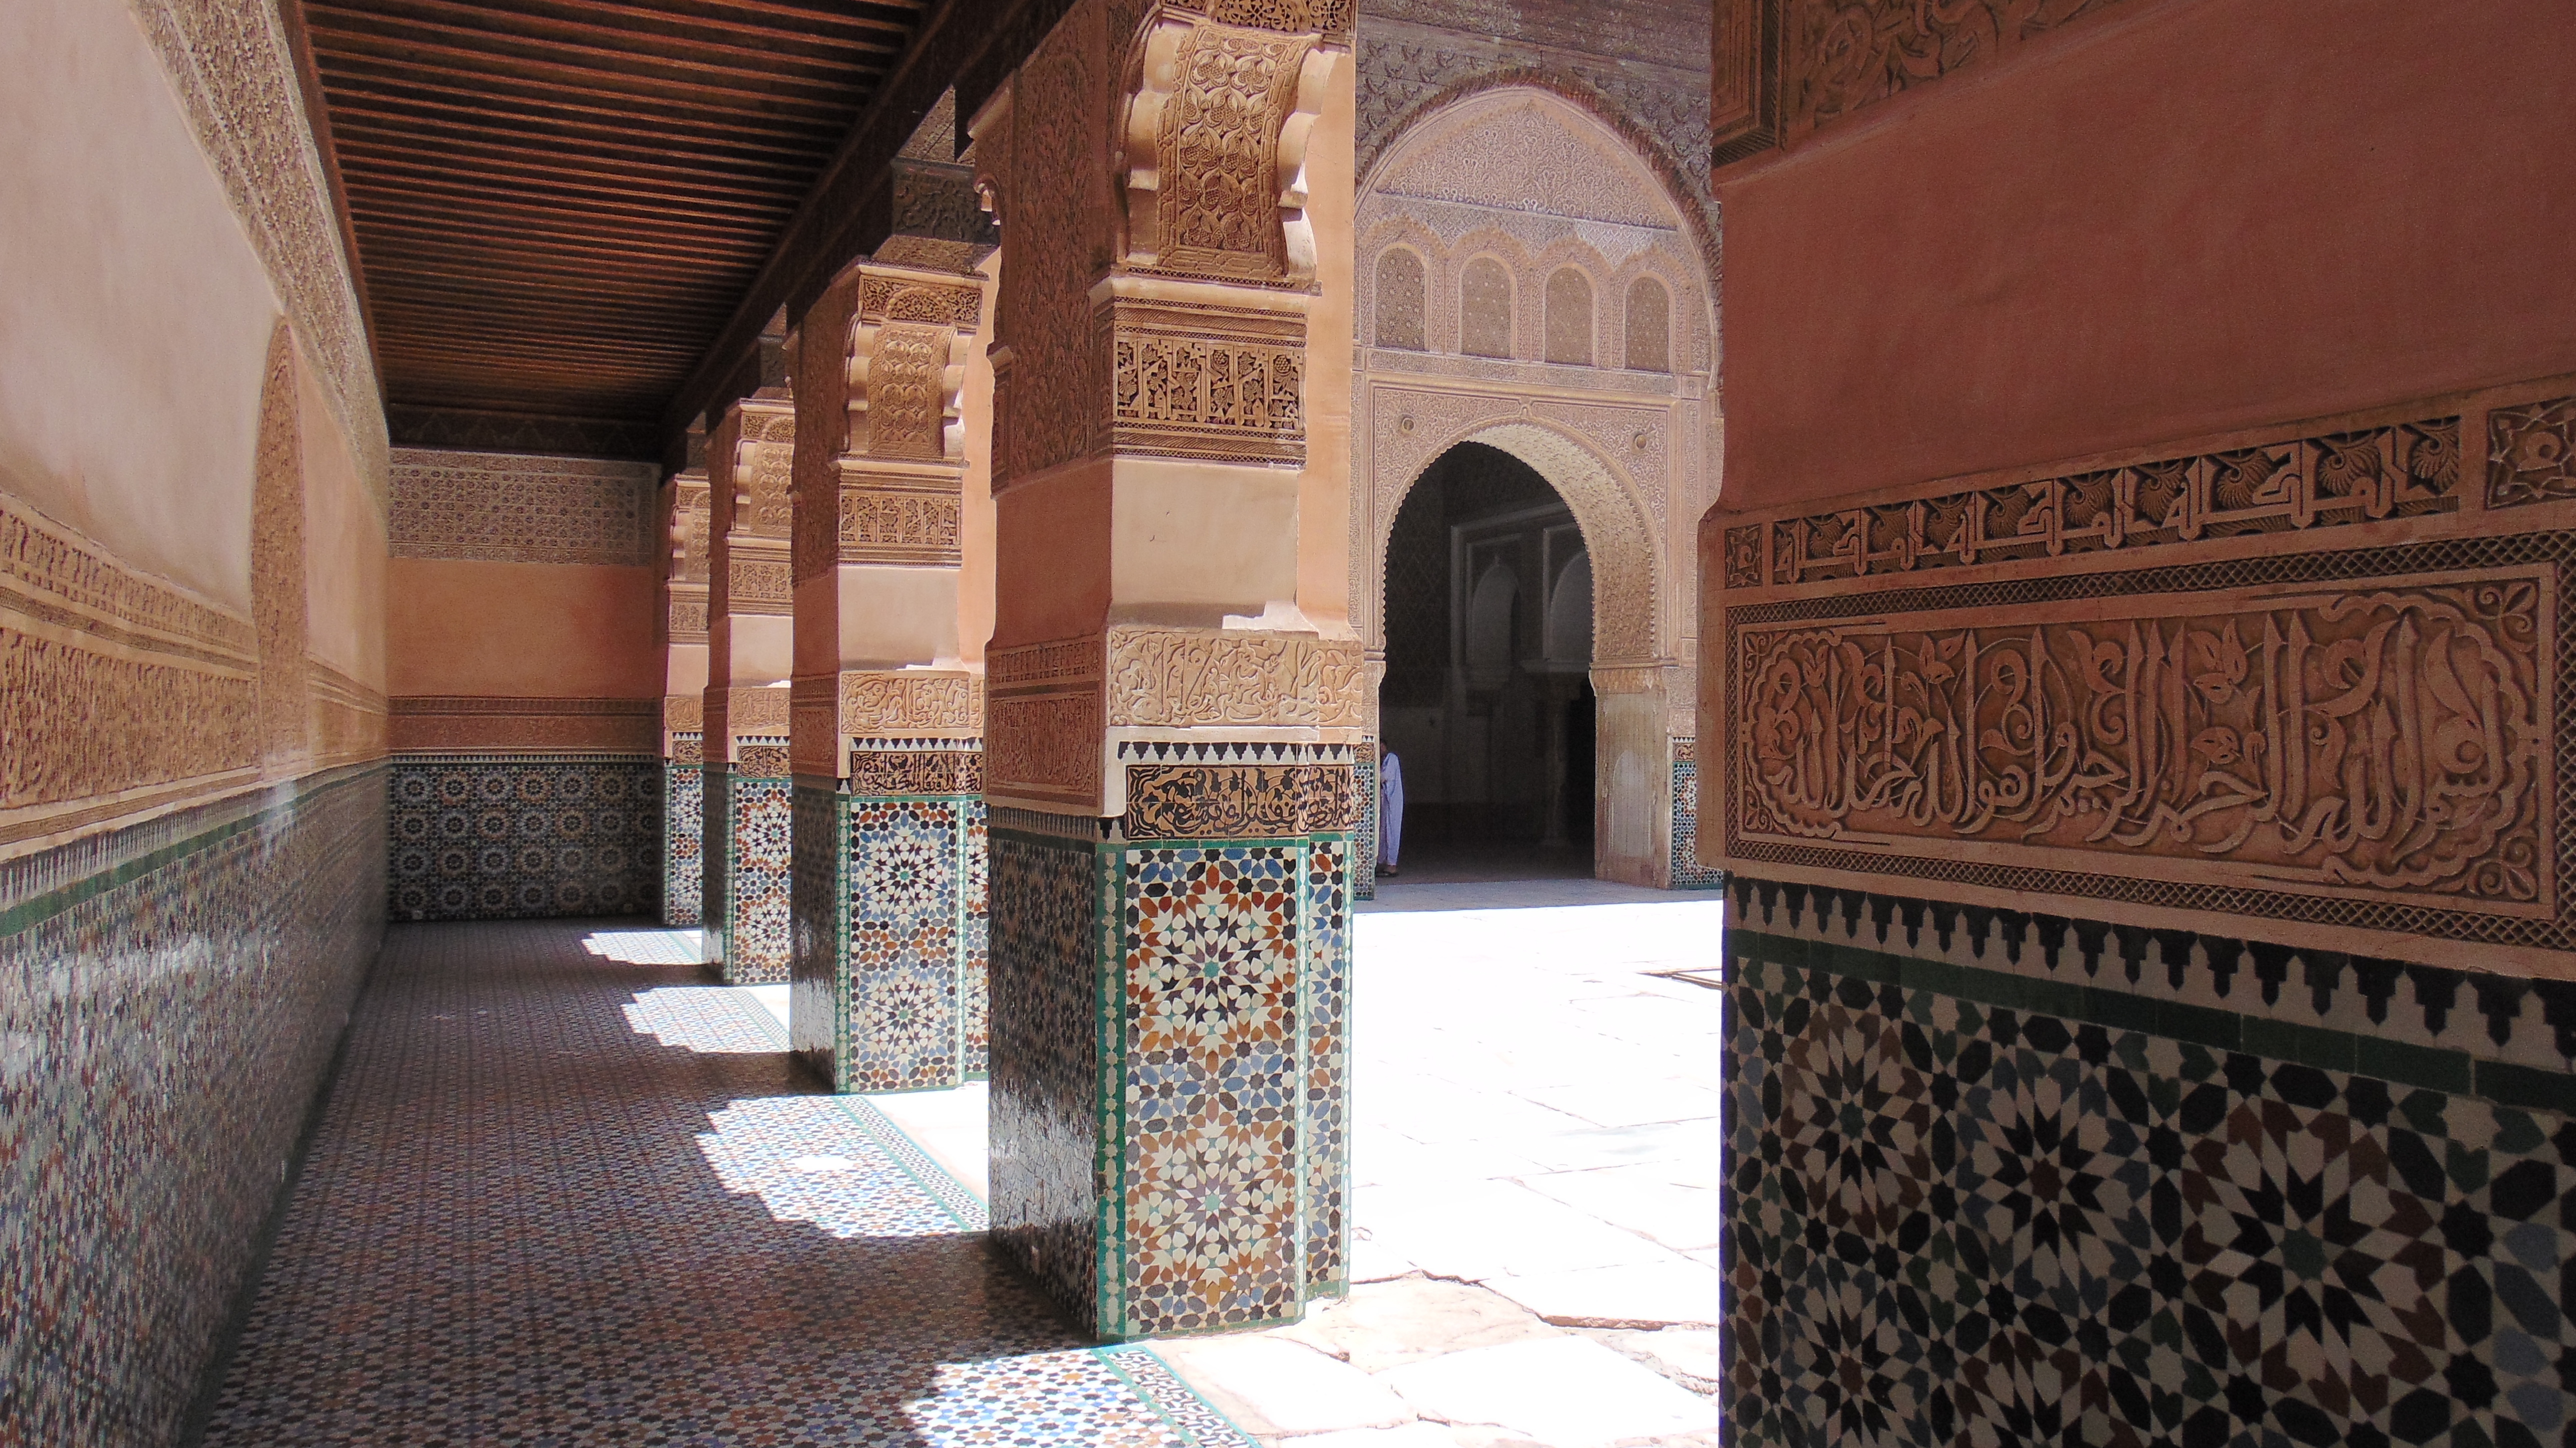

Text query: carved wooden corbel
(1116, 8), (1338, 284)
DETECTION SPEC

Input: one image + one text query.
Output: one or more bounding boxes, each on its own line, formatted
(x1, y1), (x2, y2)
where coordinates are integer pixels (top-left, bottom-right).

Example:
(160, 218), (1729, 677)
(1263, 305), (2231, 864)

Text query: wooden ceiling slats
(348, 228), (747, 287)
(314, 58), (846, 147)
(352, 0), (904, 73)
(335, 147), (802, 224)
(306, 0), (926, 426)
(369, 276), (738, 320)
(328, 106), (823, 184)
(307, 16), (868, 116)
(346, 183), (776, 251)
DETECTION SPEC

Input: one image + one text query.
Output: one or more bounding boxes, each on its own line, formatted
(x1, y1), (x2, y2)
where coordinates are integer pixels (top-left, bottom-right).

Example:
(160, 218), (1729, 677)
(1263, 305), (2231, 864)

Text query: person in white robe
(1377, 747), (1404, 876)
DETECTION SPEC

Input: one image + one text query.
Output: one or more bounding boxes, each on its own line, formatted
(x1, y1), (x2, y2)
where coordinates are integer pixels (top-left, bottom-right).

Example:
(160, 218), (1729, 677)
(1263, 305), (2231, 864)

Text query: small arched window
(1460, 258), (1513, 358)
(1374, 248), (1425, 350)
(1625, 277), (1670, 373)
(1465, 560), (1518, 685)
(1545, 550), (1594, 662)
(1545, 268), (1593, 366)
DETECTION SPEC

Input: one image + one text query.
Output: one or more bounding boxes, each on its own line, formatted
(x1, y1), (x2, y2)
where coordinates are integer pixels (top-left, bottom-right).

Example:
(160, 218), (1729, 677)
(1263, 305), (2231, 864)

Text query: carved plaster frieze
(988, 693), (1107, 806)
(1706, 376), (2576, 972)
(1733, 416), (2464, 590)
(2490, 397), (2576, 508)
(390, 450), (662, 566)
(1123, 760), (1356, 838)
(1106, 624), (1364, 728)
(858, 275), (986, 330)
(1106, 295), (1308, 464)
(664, 693), (703, 734)
(987, 634), (1106, 807)
(838, 486), (964, 566)
(838, 670), (984, 739)
(724, 552), (793, 614)
(850, 747), (985, 796)
(667, 586), (708, 644)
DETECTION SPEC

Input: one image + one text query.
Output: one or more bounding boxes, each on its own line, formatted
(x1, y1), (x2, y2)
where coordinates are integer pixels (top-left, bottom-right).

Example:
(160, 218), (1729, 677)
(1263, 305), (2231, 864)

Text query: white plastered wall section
(1351, 86), (1718, 884)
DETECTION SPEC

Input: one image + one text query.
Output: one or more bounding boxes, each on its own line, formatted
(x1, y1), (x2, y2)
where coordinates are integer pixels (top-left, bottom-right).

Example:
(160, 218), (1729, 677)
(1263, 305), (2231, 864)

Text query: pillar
(973, 0), (1358, 1339)
(702, 388), (797, 982)
(786, 250), (996, 1092)
(661, 440), (712, 926)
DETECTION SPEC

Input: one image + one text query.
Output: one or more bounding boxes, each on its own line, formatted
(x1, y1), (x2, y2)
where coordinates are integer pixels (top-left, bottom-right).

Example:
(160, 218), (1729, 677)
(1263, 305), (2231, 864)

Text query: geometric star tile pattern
(664, 760), (703, 926)
(1722, 948), (2576, 1448)
(388, 754), (662, 921)
(196, 920), (1252, 1446)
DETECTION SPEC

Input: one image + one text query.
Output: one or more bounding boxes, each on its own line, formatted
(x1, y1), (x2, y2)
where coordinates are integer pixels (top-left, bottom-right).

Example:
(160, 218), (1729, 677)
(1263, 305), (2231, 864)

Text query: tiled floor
(1155, 882), (1730, 1446)
(197, 919), (1252, 1446)
(742, 880), (1733, 1446)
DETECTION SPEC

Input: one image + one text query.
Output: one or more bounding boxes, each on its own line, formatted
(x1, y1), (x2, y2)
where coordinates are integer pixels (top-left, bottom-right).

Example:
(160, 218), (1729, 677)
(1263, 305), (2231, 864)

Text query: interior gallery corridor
(196, 888), (1727, 1448)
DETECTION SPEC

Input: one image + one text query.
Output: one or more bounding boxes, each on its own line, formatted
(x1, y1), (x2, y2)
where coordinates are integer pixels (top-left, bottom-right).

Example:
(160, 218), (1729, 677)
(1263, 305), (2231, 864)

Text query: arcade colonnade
(660, 0), (1372, 1336)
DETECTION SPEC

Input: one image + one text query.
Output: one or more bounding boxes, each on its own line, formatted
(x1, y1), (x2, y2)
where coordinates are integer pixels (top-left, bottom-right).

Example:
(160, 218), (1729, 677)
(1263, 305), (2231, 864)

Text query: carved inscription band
(1123, 762), (1358, 839)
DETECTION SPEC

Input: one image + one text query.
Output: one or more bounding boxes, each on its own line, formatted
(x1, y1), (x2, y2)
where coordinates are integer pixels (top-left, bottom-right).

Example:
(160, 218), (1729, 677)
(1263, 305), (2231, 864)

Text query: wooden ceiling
(300, 0), (929, 433)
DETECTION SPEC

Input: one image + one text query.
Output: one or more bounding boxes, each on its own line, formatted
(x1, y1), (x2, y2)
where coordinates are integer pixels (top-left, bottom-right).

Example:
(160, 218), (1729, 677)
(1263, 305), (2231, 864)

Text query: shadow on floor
(193, 918), (1239, 1446)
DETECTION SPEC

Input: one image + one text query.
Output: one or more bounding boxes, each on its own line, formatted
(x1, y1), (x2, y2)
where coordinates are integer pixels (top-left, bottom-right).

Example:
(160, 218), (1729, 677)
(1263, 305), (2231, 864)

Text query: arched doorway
(1378, 442), (1596, 880)
(1352, 83), (1718, 892)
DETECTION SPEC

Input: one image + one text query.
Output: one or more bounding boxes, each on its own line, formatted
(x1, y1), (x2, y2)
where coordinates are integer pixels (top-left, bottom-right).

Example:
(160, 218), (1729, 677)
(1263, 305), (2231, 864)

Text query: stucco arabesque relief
(390, 450), (663, 567)
(1712, 383), (2576, 967)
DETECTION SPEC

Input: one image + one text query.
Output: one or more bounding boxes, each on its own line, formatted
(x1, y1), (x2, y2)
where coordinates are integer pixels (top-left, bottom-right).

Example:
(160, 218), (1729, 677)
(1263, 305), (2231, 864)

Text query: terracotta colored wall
(386, 558), (661, 699)
(296, 348), (386, 694)
(1716, 0), (2576, 510)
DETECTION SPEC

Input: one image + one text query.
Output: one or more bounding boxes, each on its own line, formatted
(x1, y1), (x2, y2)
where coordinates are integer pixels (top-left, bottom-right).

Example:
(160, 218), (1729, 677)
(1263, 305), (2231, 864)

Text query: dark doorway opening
(1378, 443), (1594, 884)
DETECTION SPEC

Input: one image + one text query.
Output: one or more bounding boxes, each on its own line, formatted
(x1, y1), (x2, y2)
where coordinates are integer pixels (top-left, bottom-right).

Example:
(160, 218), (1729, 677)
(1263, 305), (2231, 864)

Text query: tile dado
(704, 744), (792, 984)
(1670, 736), (1721, 890)
(988, 772), (1354, 1340)
(0, 766), (385, 1448)
(1704, 379), (2576, 976)
(663, 752), (704, 928)
(790, 746), (990, 1094)
(388, 754), (662, 921)
(1722, 885), (2576, 1448)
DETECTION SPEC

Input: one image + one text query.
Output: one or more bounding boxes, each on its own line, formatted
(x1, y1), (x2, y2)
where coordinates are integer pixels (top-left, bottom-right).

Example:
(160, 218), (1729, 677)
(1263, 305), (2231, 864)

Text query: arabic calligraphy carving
(1736, 576), (2548, 906)
(1124, 762), (1356, 838)
(1106, 626), (1365, 728)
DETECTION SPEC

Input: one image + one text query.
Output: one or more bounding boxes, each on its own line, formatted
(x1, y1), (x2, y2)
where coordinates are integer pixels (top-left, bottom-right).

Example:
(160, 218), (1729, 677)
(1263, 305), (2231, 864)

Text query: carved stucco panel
(1734, 571), (2550, 910)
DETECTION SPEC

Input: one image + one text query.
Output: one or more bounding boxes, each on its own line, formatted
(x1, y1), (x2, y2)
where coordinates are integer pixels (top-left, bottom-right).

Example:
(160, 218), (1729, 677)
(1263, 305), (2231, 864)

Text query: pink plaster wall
(386, 558), (661, 699)
(1715, 0), (2576, 510)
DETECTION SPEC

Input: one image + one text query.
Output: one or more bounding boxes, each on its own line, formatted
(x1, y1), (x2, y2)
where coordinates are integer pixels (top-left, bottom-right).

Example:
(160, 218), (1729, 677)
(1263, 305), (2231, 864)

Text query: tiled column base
(1667, 738), (1720, 890)
(989, 795), (1352, 1340)
(1352, 745), (1376, 900)
(702, 740), (792, 984)
(1722, 874), (2576, 1448)
(662, 741), (704, 926)
(790, 744), (990, 1093)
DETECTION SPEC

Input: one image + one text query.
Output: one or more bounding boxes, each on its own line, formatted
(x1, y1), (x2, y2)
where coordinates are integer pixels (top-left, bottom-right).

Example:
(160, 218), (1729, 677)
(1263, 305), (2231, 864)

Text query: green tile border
(0, 763), (384, 941)
(1730, 925), (2564, 1106)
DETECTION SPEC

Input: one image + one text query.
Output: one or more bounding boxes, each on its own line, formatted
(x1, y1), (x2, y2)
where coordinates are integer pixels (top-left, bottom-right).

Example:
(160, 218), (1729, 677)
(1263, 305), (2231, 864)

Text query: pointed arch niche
(1354, 84), (1720, 890)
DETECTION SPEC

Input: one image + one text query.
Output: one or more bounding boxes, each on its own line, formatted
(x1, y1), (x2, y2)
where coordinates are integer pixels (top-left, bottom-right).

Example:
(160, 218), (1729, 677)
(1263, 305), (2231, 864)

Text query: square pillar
(788, 254), (998, 1092)
(974, 0), (1358, 1340)
(702, 392), (798, 984)
(662, 461), (711, 926)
